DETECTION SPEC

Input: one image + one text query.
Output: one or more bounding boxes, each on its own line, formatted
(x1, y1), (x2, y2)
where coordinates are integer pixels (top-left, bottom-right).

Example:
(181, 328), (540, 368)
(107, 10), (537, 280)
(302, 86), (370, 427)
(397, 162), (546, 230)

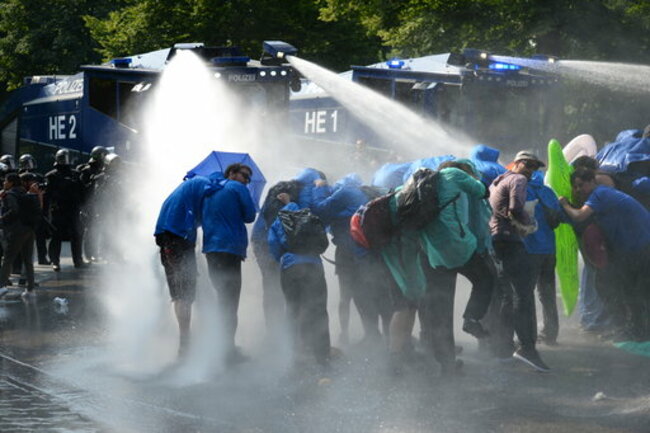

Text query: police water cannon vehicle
(0, 41), (299, 169)
(290, 48), (561, 155)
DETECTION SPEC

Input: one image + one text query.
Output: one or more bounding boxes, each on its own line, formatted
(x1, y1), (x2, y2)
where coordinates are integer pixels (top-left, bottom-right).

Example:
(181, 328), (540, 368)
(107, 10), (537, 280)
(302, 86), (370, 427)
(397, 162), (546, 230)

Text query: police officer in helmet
(18, 154), (37, 173)
(44, 148), (85, 271)
(77, 146), (109, 262)
(92, 152), (123, 263)
(0, 155), (17, 173)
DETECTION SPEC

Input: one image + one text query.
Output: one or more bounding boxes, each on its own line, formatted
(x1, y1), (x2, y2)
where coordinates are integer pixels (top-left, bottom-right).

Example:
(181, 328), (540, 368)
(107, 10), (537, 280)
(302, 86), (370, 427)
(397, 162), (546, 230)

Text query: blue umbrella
(185, 151), (266, 210)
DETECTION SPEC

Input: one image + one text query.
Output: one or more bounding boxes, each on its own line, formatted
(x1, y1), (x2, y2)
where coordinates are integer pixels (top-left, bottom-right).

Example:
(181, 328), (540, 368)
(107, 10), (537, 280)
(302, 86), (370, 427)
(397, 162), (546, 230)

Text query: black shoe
(513, 348), (550, 372)
(463, 319), (490, 339)
(74, 261), (91, 269)
(38, 259), (51, 265)
(52, 264), (61, 272)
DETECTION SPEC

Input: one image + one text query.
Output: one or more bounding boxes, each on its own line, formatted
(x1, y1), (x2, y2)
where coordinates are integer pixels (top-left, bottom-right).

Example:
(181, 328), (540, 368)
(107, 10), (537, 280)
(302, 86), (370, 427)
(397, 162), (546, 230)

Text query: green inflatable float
(545, 139), (579, 315)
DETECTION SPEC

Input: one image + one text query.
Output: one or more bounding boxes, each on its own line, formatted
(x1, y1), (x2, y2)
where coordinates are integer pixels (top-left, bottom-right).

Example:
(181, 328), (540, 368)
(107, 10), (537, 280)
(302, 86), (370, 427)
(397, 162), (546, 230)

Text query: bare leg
(389, 308), (416, 353)
(173, 300), (192, 356)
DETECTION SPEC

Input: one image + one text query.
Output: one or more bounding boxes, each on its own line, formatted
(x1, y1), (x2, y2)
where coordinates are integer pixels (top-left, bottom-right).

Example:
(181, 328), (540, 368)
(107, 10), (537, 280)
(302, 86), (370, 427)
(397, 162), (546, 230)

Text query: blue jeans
(578, 262), (611, 331)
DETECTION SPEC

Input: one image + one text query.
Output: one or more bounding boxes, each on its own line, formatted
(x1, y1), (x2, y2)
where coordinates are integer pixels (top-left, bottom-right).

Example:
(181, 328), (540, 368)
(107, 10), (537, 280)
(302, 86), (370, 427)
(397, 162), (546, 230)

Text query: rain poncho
(154, 174), (221, 244)
(470, 145), (506, 186)
(419, 167), (486, 269)
(380, 193), (427, 301)
(294, 168), (328, 209)
(372, 162), (411, 189)
(311, 173), (369, 252)
(380, 165), (487, 301)
(401, 155), (456, 184)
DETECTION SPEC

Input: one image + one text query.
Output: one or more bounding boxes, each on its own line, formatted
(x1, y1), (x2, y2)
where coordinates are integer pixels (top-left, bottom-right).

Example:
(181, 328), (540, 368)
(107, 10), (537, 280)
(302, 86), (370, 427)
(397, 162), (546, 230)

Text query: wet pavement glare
(1, 255), (649, 433)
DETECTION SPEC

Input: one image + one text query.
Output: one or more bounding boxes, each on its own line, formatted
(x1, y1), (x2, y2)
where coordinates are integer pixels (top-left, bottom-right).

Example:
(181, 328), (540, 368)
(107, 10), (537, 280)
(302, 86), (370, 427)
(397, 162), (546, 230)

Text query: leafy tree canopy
(321, 0), (650, 62)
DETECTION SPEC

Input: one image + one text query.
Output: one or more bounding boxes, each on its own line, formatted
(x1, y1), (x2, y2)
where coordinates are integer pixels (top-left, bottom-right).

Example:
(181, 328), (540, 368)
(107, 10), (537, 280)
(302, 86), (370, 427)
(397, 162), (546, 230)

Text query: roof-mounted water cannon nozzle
(447, 48), (493, 69)
(261, 41), (298, 65)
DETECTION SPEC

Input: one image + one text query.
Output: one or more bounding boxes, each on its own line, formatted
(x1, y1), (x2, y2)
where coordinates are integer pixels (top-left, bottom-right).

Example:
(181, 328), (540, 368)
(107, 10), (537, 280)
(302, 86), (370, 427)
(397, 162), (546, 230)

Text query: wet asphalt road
(1, 256), (649, 433)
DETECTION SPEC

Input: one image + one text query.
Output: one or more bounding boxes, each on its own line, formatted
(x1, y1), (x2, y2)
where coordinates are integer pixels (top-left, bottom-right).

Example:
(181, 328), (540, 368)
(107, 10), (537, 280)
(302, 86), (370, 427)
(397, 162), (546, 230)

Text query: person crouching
(268, 192), (331, 370)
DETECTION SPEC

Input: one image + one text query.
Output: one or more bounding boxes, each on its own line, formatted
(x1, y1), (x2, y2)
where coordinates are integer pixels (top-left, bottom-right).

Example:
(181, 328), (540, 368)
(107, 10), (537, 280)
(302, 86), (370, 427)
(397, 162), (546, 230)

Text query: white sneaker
(0, 287), (8, 298)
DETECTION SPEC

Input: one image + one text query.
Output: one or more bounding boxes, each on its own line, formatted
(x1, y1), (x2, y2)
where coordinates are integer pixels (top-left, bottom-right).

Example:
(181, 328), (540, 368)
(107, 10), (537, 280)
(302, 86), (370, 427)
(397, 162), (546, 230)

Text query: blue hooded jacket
(372, 162), (411, 189)
(311, 173), (369, 252)
(470, 145), (506, 186)
(267, 202), (322, 270)
(154, 175), (216, 244)
(294, 168), (326, 209)
(523, 171), (562, 255)
(202, 178), (257, 257)
(402, 155), (456, 184)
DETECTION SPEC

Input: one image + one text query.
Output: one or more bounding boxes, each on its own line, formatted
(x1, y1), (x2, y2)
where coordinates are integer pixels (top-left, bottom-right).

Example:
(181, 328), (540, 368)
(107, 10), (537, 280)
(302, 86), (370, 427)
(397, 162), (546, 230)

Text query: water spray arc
(287, 56), (476, 160)
(491, 55), (650, 94)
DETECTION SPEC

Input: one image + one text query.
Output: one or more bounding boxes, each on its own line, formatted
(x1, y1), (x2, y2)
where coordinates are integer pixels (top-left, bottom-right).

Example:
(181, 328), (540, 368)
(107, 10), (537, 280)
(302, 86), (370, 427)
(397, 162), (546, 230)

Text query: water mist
(96, 50), (274, 383)
(287, 56), (476, 160)
(491, 55), (650, 94)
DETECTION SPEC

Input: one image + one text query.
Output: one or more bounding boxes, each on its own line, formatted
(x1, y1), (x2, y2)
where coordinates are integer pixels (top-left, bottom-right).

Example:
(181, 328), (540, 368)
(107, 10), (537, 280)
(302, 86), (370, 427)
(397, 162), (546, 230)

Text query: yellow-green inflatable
(545, 139), (579, 315)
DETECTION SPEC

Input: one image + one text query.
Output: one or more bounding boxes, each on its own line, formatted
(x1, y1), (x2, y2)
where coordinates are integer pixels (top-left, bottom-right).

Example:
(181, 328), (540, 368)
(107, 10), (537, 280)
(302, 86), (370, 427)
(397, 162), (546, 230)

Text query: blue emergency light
(488, 62), (522, 71)
(387, 58), (405, 69)
(110, 58), (132, 68)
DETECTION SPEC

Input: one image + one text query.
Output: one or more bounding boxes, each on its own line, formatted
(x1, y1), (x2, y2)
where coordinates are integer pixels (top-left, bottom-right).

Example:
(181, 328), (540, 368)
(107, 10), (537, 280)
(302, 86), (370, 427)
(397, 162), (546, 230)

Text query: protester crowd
(153, 124), (650, 377)
(1, 125), (648, 379)
(0, 146), (122, 299)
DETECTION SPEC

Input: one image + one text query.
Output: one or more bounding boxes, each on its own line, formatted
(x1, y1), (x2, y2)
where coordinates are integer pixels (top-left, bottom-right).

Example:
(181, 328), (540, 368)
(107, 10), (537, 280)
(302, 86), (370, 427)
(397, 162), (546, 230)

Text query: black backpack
(278, 208), (329, 255)
(262, 180), (303, 227)
(9, 191), (41, 229)
(396, 168), (459, 230)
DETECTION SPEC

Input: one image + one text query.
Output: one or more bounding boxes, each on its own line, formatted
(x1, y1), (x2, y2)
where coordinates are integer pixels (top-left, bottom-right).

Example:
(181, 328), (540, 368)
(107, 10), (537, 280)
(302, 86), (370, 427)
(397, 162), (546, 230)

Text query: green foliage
(322, 0), (650, 62)
(84, 0), (382, 71)
(0, 0), (116, 91)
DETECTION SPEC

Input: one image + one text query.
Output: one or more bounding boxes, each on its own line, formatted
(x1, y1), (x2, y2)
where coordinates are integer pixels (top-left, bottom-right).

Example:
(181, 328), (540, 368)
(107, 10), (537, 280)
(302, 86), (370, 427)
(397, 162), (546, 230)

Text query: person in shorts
(155, 174), (217, 356)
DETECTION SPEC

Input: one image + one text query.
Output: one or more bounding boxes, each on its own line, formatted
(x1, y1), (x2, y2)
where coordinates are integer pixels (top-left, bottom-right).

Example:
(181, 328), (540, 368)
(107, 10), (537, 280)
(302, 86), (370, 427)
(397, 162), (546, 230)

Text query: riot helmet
(103, 153), (121, 170)
(55, 148), (71, 166)
(0, 162), (9, 177)
(90, 146), (109, 164)
(19, 153), (37, 171)
(0, 154), (17, 171)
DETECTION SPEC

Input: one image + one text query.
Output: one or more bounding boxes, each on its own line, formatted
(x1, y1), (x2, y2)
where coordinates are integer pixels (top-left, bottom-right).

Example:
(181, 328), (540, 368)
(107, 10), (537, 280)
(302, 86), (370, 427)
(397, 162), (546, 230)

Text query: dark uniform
(77, 159), (104, 261)
(44, 163), (85, 269)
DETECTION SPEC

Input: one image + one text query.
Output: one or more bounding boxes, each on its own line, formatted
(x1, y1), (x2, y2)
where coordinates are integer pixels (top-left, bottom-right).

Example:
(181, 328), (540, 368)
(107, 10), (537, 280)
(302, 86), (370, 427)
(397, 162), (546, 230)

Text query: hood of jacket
(294, 168), (323, 186)
(471, 144), (500, 162)
(334, 173), (363, 190)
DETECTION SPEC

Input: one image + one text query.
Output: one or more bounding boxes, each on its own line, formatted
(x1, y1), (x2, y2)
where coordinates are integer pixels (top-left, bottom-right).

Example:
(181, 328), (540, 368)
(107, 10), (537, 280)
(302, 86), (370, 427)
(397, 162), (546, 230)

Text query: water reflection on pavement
(1, 259), (650, 433)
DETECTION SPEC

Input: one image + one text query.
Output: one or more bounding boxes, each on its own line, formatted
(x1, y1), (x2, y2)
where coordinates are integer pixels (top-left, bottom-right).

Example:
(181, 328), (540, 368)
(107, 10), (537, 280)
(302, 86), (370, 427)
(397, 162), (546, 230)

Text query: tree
(84, 0), (382, 71)
(0, 0), (116, 91)
(321, 0), (650, 62)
